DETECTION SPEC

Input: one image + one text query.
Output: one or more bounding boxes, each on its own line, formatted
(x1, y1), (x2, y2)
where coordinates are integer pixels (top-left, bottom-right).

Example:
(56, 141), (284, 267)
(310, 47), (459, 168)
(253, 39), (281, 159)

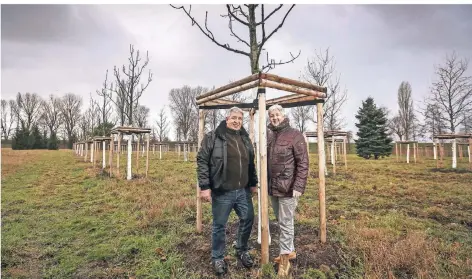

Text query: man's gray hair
(226, 106), (244, 117)
(268, 104), (284, 116)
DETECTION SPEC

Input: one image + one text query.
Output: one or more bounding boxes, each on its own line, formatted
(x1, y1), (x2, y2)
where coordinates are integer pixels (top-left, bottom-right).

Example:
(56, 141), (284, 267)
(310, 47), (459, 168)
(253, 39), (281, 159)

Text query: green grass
(2, 148), (472, 278)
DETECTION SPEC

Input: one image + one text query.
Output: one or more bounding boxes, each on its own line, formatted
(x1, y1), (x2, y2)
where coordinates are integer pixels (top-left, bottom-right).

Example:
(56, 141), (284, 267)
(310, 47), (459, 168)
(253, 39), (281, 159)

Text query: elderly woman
(266, 104), (309, 277)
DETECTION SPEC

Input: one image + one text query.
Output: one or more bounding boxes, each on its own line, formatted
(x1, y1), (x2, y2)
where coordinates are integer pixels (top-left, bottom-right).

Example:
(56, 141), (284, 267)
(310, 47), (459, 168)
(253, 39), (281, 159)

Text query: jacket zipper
(235, 137), (242, 187)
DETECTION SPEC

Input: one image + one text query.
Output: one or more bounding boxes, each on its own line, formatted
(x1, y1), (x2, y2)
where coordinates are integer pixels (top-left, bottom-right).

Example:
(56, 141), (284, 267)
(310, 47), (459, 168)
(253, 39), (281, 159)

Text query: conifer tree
(355, 97), (393, 159)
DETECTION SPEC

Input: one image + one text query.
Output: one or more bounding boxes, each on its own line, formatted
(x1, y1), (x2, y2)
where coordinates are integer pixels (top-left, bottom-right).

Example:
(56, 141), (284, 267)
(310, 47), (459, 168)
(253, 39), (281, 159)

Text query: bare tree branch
(113, 44), (153, 126)
(170, 5), (249, 57)
(427, 51), (472, 133)
(256, 4), (283, 26)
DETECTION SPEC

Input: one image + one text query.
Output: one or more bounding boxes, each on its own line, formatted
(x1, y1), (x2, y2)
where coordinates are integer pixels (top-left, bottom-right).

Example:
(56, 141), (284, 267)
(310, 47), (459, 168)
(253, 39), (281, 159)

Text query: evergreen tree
(47, 132), (59, 150)
(355, 97), (393, 159)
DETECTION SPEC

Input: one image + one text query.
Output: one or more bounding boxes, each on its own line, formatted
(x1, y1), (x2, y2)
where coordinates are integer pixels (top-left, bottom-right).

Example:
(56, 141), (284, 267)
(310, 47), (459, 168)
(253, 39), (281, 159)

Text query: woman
(266, 104), (309, 277)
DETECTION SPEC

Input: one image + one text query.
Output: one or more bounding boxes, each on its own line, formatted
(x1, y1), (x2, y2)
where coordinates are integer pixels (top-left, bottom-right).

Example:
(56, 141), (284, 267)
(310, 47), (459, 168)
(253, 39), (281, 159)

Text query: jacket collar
(268, 117), (290, 132)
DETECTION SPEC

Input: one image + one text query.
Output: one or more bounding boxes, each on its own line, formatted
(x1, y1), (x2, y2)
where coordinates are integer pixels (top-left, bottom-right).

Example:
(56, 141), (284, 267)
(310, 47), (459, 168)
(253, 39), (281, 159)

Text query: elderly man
(197, 106), (258, 276)
(266, 104), (309, 277)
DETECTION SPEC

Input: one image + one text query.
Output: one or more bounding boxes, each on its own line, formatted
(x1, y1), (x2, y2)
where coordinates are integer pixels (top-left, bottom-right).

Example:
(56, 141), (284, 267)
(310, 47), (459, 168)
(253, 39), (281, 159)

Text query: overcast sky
(2, 4), (472, 139)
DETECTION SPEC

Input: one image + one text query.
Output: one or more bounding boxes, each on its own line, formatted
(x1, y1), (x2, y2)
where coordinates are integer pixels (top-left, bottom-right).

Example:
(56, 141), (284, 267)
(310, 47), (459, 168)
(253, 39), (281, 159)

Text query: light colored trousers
(270, 195), (299, 254)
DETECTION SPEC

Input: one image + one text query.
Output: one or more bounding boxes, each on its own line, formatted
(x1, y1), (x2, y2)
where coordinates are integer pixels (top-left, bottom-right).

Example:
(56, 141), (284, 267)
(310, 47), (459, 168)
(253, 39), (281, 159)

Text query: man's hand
(250, 186), (258, 196)
(293, 190), (302, 198)
(200, 189), (212, 203)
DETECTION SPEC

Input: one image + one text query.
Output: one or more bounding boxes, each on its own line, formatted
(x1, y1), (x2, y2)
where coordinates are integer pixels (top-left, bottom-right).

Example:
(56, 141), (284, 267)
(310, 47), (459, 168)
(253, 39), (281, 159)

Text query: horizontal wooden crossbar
(111, 126), (152, 134)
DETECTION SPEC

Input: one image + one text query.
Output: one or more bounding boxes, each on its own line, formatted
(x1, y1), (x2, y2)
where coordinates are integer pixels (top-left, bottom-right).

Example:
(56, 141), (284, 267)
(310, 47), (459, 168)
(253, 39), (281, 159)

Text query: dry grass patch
(345, 221), (439, 279)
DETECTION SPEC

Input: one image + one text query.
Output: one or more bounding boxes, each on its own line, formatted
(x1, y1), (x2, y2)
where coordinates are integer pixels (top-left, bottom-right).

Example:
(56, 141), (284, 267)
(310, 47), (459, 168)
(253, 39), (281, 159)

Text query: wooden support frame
(395, 141), (419, 164)
(433, 133), (472, 169)
(194, 72), (328, 265)
(110, 126), (151, 180)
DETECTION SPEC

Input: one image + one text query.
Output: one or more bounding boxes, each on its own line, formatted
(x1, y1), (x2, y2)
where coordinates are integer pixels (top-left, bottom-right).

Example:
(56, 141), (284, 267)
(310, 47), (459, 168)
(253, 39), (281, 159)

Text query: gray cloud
(2, 4), (471, 139)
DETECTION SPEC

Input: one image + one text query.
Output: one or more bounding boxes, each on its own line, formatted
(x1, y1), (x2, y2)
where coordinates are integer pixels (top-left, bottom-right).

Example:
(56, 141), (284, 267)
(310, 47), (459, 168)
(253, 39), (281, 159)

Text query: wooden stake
(413, 143), (417, 164)
(136, 135), (140, 175)
(452, 139), (457, 169)
(317, 102), (327, 244)
(332, 136), (336, 175)
(468, 139), (472, 170)
(85, 141), (88, 162)
(395, 142), (398, 162)
(407, 144), (410, 164)
(343, 137), (347, 170)
(258, 88), (269, 264)
(109, 140), (113, 177)
(146, 133), (150, 178)
(196, 110), (205, 233)
(127, 135), (132, 180)
(117, 133), (121, 177)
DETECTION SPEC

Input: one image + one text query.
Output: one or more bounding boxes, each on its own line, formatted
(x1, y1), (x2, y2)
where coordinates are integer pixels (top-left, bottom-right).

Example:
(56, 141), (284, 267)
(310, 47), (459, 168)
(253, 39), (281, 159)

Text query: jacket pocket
(275, 167), (295, 193)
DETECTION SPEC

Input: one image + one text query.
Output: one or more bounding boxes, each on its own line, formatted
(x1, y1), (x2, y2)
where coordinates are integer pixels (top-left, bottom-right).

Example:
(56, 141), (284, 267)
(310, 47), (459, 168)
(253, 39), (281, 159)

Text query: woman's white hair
(268, 104), (284, 116)
(226, 106), (244, 117)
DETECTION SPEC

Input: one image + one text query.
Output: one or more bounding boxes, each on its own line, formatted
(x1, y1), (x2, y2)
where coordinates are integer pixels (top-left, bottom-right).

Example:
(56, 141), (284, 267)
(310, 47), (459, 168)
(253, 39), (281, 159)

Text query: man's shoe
(237, 251), (254, 268)
(213, 259), (227, 276)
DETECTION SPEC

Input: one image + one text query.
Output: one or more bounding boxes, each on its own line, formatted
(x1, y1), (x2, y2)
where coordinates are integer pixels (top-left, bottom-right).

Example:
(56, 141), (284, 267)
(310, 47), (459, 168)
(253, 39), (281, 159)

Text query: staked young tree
(427, 51), (472, 133)
(354, 97), (393, 159)
(155, 107), (170, 142)
(109, 44), (153, 127)
(302, 48), (348, 131)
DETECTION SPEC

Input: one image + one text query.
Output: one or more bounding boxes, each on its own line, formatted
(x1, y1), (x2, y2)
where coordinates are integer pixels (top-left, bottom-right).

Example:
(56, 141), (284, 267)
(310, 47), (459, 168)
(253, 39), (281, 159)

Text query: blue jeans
(211, 188), (254, 261)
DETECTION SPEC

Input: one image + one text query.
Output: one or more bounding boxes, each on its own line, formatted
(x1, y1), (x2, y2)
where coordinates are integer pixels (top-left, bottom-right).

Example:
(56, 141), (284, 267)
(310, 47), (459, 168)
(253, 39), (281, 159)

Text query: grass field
(1, 148), (472, 279)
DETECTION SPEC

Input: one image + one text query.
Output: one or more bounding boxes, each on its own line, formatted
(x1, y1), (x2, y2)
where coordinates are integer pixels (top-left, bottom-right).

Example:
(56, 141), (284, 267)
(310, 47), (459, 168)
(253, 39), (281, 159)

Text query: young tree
(171, 4), (299, 74)
(96, 70), (114, 135)
(110, 44), (153, 126)
(427, 51), (472, 133)
(355, 97), (393, 159)
(303, 48), (348, 130)
(155, 107), (169, 142)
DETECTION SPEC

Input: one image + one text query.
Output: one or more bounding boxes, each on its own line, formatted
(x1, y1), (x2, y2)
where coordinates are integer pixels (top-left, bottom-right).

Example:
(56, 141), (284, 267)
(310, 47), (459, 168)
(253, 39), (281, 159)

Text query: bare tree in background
(78, 114), (90, 141)
(171, 4), (299, 74)
(134, 105), (150, 128)
(15, 92), (43, 131)
(397, 81), (416, 140)
(155, 107), (170, 142)
(388, 115), (404, 141)
(95, 70), (114, 135)
(40, 95), (62, 138)
(290, 106), (311, 133)
(303, 48), (348, 131)
(459, 112), (472, 133)
(1, 100), (16, 140)
(110, 44), (152, 126)
(60, 93), (83, 148)
(427, 51), (472, 133)
(169, 86), (199, 141)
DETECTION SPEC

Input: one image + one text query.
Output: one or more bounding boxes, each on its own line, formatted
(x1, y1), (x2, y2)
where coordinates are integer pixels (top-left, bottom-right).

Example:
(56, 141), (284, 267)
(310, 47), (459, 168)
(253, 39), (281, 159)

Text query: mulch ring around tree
(176, 220), (345, 278)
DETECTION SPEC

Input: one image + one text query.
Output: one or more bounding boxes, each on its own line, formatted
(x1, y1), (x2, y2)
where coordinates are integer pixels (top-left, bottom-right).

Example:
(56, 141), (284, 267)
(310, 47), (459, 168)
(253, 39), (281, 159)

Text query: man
(197, 106), (258, 276)
(266, 104), (309, 277)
